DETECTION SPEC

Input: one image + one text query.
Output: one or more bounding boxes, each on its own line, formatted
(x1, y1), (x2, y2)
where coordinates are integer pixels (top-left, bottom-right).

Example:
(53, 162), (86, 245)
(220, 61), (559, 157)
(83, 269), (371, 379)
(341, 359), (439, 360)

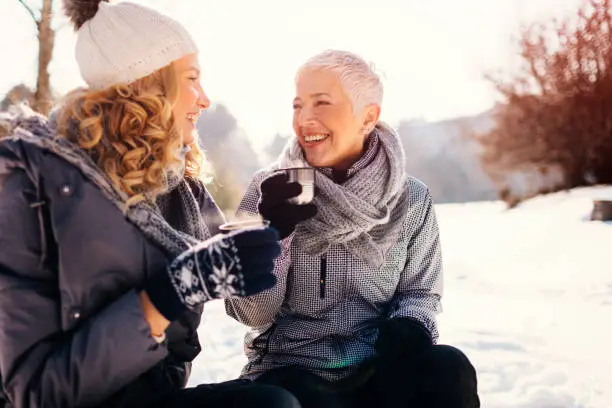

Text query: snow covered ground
(189, 187), (612, 408)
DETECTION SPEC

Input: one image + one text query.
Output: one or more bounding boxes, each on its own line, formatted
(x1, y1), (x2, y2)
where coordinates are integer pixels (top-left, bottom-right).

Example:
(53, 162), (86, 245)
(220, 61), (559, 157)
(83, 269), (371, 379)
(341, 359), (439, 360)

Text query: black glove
(258, 172), (318, 240)
(370, 318), (434, 404)
(375, 317), (433, 361)
(145, 227), (281, 321)
(374, 317), (433, 381)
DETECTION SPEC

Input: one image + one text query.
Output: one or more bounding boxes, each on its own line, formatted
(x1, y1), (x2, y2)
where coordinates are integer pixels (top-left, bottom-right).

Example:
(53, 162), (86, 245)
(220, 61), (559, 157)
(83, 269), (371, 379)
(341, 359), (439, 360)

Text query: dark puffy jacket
(0, 139), (224, 408)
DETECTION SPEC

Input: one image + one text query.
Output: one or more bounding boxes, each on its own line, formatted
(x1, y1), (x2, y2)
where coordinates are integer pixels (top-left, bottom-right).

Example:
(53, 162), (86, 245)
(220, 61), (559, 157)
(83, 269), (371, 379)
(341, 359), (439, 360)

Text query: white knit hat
(66, 1), (198, 90)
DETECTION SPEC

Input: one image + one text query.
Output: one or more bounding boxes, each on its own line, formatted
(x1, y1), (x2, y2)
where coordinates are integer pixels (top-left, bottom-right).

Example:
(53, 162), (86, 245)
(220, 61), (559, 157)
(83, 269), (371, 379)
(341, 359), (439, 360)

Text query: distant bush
(478, 0), (612, 207)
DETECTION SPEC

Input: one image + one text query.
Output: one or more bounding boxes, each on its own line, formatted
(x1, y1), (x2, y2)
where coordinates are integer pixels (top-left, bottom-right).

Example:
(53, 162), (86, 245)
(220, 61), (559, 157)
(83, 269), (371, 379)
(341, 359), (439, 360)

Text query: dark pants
(153, 379), (301, 408)
(256, 345), (480, 408)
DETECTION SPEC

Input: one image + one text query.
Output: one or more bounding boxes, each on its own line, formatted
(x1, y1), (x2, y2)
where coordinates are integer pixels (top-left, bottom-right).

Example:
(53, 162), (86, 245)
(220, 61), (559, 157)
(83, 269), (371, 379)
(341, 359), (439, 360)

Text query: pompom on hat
(63, 0), (198, 89)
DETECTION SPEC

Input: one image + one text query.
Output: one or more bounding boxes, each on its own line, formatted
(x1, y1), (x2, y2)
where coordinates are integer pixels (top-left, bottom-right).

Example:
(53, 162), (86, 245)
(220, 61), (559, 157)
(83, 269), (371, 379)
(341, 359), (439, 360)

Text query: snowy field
(189, 187), (612, 408)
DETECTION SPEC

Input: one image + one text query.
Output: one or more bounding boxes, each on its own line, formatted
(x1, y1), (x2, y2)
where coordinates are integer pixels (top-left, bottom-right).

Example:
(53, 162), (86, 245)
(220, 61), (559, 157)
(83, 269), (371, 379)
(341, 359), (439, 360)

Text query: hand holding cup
(258, 168), (317, 240)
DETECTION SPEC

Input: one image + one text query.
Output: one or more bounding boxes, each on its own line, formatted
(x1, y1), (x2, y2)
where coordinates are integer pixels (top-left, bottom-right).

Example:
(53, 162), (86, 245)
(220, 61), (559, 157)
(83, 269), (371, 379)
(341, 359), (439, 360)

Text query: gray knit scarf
(1, 106), (209, 257)
(277, 122), (410, 267)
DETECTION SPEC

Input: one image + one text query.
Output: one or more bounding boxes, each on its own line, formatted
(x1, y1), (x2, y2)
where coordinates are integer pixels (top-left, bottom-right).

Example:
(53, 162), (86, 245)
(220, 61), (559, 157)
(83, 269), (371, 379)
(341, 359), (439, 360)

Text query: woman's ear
(361, 104), (381, 134)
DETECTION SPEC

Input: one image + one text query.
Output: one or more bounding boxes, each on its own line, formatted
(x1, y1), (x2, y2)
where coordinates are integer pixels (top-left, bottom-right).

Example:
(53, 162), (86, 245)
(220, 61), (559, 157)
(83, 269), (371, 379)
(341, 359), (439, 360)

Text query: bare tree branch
(17, 0), (39, 27)
(33, 0), (54, 116)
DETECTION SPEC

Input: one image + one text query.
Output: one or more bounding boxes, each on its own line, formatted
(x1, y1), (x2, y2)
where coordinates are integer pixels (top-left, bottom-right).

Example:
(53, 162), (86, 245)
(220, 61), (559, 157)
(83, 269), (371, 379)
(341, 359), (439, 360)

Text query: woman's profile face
(172, 53), (210, 145)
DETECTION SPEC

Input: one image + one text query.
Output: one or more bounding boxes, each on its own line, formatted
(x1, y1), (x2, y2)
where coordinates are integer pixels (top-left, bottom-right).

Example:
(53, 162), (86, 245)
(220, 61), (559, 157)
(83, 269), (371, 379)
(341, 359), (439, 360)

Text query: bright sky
(0, 0), (582, 147)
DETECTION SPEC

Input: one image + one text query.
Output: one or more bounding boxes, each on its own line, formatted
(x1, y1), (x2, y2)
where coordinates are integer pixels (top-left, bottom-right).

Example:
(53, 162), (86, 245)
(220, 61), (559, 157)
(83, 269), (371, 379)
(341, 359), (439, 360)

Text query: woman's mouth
(186, 113), (199, 127)
(303, 134), (330, 145)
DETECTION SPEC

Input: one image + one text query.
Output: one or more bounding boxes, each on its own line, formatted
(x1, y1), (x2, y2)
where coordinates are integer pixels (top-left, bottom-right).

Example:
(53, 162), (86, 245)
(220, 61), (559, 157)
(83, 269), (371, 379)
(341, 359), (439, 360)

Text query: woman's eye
(315, 101), (330, 106)
(293, 104), (301, 110)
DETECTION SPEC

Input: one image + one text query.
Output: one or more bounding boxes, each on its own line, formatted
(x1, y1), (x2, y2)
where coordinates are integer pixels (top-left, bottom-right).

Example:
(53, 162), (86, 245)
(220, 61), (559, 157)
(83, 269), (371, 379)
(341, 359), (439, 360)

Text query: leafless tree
(16, 0), (55, 115)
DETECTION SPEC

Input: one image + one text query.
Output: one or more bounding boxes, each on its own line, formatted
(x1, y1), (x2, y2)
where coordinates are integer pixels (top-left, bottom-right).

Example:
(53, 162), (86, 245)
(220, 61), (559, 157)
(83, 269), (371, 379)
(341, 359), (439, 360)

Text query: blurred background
(4, 0), (611, 212)
(1, 1), (611, 407)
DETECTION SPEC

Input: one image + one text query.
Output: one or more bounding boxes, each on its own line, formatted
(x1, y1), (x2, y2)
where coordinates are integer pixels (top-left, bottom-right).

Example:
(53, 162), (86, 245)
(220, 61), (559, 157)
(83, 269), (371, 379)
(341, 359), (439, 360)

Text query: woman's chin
(182, 130), (197, 146)
(305, 154), (333, 168)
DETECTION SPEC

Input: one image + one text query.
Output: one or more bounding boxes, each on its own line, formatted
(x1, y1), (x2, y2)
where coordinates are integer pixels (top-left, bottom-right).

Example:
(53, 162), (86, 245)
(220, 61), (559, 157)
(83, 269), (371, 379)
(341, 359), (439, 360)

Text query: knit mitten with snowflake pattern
(145, 227), (280, 322)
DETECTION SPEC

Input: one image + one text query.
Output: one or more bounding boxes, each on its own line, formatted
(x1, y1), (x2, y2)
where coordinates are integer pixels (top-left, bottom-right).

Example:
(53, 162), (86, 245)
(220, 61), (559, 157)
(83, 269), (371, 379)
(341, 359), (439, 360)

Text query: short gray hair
(296, 50), (383, 113)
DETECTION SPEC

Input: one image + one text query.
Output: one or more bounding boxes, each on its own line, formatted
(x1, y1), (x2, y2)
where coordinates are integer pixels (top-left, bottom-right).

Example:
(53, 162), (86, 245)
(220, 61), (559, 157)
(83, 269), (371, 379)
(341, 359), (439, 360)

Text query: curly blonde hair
(57, 63), (207, 204)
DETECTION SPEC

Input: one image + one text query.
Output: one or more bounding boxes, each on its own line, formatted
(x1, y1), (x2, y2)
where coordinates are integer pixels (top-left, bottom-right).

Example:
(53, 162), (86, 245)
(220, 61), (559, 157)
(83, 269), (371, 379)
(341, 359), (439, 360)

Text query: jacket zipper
(319, 254), (327, 298)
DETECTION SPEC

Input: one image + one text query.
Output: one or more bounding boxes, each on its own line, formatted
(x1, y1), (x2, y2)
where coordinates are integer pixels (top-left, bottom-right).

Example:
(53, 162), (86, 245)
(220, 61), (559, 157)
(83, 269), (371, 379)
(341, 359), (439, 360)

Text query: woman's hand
(258, 172), (317, 239)
(139, 291), (170, 337)
(143, 227), (281, 325)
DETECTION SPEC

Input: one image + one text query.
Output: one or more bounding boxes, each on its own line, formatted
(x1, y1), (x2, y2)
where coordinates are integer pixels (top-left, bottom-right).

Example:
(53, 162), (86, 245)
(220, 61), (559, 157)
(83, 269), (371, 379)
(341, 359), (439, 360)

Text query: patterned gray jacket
(225, 170), (443, 382)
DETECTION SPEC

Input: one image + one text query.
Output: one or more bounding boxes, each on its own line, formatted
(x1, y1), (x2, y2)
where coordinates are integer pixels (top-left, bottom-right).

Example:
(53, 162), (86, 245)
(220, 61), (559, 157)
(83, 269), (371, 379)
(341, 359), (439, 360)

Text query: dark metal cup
(218, 219), (270, 234)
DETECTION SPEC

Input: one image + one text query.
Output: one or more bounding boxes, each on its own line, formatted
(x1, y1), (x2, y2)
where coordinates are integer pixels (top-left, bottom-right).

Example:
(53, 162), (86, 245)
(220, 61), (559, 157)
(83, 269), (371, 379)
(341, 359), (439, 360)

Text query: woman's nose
(296, 105), (316, 126)
(197, 86), (211, 110)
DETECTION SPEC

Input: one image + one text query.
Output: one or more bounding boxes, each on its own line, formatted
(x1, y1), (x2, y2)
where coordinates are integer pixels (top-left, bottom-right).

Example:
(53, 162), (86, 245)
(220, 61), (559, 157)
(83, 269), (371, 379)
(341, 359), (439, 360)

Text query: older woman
(226, 50), (479, 408)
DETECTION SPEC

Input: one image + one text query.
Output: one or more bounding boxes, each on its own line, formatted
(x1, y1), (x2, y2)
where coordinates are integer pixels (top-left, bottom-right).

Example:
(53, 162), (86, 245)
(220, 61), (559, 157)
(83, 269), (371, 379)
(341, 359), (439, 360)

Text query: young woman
(0, 1), (299, 407)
